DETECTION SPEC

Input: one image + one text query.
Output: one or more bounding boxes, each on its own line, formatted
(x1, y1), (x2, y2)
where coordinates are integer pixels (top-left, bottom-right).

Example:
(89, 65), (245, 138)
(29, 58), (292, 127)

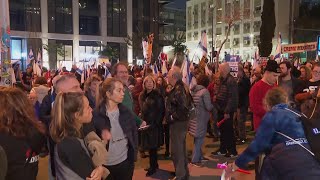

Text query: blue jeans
(191, 136), (205, 163)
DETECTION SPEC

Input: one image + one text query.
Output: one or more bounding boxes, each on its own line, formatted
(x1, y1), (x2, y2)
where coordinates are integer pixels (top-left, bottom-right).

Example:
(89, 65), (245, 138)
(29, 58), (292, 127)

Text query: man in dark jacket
(236, 66), (251, 144)
(166, 66), (191, 180)
(279, 61), (303, 109)
(212, 63), (239, 157)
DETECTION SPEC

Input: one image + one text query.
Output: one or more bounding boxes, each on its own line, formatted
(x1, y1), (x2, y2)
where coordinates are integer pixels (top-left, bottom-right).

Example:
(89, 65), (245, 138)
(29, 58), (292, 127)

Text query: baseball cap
(265, 60), (281, 73)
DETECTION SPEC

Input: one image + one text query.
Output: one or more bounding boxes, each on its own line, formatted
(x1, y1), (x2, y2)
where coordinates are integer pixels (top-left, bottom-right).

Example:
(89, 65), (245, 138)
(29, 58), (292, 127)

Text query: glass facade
(107, 42), (127, 62)
(79, 0), (100, 35)
(107, 0), (127, 37)
(48, 39), (73, 70)
(48, 0), (73, 34)
(79, 41), (101, 61)
(10, 0), (41, 32)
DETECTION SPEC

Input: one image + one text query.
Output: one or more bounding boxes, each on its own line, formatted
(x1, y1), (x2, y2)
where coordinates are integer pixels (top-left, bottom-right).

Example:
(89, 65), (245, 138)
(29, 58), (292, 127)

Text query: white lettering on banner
(227, 62), (238, 77)
(282, 42), (317, 53)
(313, 128), (320, 135)
(26, 155), (39, 163)
(285, 138), (308, 146)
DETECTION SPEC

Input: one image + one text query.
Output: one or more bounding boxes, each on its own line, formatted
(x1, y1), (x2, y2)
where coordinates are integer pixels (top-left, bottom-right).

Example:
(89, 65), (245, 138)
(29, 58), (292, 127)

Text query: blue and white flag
(274, 32), (282, 63)
(104, 66), (112, 79)
(33, 50), (42, 76)
(182, 55), (192, 86)
(27, 49), (34, 65)
(199, 30), (208, 57)
(152, 63), (159, 75)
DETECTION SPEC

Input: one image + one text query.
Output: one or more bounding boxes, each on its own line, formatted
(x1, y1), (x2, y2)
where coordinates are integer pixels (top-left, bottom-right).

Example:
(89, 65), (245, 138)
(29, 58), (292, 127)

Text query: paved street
(37, 127), (256, 180)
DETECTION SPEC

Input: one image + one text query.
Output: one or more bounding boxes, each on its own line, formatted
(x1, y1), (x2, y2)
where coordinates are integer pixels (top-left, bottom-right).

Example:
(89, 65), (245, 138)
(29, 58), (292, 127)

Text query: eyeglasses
(312, 71), (320, 75)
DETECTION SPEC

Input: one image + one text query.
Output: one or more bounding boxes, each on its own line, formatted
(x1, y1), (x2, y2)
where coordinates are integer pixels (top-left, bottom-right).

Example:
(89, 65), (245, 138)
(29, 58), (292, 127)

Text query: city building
(186, 0), (299, 63)
(132, 0), (160, 65)
(9, 0), (133, 70)
(159, 0), (186, 47)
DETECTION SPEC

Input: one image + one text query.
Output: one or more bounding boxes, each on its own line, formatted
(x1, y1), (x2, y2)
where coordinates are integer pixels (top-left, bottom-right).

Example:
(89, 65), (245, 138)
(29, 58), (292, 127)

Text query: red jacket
(249, 80), (275, 130)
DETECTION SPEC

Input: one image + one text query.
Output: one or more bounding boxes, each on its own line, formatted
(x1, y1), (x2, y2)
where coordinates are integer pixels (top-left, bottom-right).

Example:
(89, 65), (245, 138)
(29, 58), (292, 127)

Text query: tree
(43, 43), (65, 69)
(98, 44), (119, 59)
(259, 0), (276, 57)
(171, 31), (187, 55)
(215, 2), (242, 72)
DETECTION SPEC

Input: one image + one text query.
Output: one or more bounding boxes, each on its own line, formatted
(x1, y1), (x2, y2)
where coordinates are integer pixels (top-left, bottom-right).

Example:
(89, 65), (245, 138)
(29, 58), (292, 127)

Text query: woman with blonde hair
(50, 92), (108, 180)
(226, 87), (320, 179)
(93, 78), (138, 180)
(84, 75), (102, 109)
(0, 87), (46, 180)
(139, 75), (165, 176)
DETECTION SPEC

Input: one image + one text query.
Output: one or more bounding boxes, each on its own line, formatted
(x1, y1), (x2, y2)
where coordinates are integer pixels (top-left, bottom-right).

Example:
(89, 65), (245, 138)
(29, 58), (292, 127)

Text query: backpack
(285, 98), (320, 163)
(300, 98), (320, 163)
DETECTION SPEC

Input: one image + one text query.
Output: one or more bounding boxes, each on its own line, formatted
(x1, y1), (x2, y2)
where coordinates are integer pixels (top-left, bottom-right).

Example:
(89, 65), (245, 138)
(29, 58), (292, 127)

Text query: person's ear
(106, 91), (111, 99)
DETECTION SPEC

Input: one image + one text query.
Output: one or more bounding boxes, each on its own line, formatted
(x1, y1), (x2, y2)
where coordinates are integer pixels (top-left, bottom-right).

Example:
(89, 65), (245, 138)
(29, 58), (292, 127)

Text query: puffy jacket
(235, 104), (315, 169)
(188, 85), (213, 137)
(215, 74), (238, 113)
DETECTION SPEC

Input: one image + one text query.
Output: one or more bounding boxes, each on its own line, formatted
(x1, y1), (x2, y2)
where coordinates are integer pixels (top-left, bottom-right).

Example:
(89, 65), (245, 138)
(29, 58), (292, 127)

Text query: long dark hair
(0, 87), (45, 137)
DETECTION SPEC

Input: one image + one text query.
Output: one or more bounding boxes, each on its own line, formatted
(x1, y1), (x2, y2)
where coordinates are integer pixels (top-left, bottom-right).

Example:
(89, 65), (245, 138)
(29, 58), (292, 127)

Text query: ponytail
(95, 81), (104, 110)
(50, 93), (66, 143)
(50, 92), (84, 143)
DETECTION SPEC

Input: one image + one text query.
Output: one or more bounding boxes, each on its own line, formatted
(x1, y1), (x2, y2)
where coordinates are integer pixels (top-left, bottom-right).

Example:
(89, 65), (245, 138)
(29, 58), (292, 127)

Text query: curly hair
(0, 87), (45, 137)
(264, 87), (288, 110)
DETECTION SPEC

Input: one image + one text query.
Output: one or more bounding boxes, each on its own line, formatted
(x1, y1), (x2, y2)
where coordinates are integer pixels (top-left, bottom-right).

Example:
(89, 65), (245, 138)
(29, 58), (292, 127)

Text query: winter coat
(238, 76), (251, 107)
(165, 80), (191, 123)
(188, 85), (213, 137)
(235, 104), (319, 173)
(93, 103), (138, 162)
(139, 90), (165, 150)
(215, 74), (238, 113)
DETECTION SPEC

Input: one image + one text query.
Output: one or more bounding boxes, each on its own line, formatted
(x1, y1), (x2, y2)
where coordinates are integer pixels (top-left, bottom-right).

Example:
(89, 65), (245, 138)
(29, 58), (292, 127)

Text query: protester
(295, 62), (320, 104)
(50, 92), (108, 179)
(40, 74), (102, 179)
(236, 65), (251, 144)
(189, 74), (213, 166)
(93, 78), (138, 180)
(166, 66), (191, 180)
(139, 75), (165, 176)
(163, 84), (174, 158)
(278, 61), (303, 109)
(111, 62), (146, 127)
(225, 87), (320, 179)
(0, 87), (46, 180)
(251, 66), (262, 85)
(156, 75), (167, 97)
(84, 75), (102, 109)
(299, 65), (312, 82)
(249, 60), (280, 131)
(31, 77), (50, 104)
(212, 63), (238, 158)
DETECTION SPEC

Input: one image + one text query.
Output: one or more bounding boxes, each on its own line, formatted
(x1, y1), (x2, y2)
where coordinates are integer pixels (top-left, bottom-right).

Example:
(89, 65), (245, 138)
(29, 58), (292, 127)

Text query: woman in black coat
(139, 75), (165, 176)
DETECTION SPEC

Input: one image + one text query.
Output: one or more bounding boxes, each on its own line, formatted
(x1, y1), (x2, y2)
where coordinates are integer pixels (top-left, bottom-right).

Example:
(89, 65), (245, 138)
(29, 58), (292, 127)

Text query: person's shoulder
(57, 137), (81, 151)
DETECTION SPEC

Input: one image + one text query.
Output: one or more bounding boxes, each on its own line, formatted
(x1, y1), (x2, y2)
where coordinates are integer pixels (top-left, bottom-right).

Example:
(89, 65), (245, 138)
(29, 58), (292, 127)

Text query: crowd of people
(0, 57), (320, 180)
